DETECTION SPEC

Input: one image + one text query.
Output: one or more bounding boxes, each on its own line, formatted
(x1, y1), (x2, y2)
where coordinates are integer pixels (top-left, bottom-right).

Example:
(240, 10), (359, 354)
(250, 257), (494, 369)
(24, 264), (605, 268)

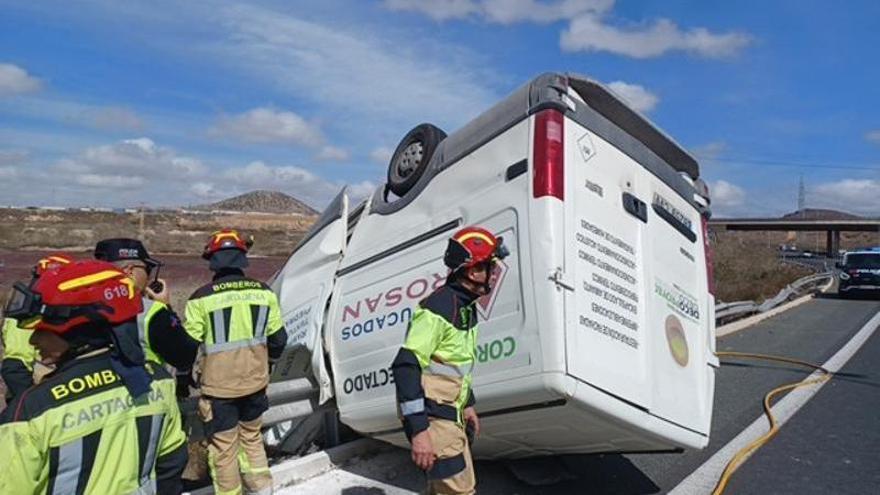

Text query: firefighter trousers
(425, 418), (476, 495)
(198, 390), (273, 495)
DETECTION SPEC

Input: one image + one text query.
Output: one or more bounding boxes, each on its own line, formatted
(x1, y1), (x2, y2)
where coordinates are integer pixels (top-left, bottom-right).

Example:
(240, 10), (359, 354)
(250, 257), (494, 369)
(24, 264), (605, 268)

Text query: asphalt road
(283, 294), (880, 495)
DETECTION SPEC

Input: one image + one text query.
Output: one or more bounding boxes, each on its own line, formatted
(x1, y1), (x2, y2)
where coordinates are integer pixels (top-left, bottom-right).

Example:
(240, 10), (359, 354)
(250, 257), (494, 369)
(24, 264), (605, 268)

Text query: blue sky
(1, 0), (879, 216)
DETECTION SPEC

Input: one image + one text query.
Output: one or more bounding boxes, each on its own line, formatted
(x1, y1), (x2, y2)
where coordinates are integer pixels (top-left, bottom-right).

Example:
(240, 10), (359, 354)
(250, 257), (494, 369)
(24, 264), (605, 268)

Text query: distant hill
(781, 208), (862, 221)
(197, 190), (318, 215)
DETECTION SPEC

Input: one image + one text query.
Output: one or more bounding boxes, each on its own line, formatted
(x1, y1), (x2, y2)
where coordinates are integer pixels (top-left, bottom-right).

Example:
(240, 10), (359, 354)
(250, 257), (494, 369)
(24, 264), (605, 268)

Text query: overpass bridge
(709, 218), (880, 255)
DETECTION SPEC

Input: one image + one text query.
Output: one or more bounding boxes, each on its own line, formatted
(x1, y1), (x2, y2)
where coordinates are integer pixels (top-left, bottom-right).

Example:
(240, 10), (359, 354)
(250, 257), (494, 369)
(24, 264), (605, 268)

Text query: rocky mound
(199, 190), (317, 215)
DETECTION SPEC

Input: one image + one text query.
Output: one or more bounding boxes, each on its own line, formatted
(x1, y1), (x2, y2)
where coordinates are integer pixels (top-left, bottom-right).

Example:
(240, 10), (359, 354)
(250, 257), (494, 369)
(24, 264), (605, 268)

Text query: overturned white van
(271, 73), (717, 459)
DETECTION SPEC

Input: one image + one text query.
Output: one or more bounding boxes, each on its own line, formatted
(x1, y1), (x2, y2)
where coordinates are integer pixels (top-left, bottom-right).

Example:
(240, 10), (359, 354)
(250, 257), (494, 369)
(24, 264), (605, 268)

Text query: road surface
(279, 293), (880, 494)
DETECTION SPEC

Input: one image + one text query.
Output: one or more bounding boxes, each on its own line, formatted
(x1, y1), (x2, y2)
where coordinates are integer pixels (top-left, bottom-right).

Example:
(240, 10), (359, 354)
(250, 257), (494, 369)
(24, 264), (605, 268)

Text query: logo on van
(665, 314), (689, 367)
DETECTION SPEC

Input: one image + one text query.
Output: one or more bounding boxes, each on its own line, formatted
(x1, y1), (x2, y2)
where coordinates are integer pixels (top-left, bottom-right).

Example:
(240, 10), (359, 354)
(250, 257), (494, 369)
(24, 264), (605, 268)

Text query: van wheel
(387, 123), (446, 197)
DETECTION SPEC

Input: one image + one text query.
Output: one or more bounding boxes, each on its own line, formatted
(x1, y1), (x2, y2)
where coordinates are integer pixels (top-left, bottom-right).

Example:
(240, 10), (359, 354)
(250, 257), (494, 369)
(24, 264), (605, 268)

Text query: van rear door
(271, 188), (350, 403)
(562, 112), (651, 411)
(561, 90), (711, 435)
(643, 183), (712, 434)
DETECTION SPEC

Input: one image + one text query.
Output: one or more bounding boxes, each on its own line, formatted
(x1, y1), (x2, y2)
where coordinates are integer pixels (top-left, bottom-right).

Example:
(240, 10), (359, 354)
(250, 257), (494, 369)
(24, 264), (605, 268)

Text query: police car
(271, 73), (716, 458)
(837, 249), (880, 298)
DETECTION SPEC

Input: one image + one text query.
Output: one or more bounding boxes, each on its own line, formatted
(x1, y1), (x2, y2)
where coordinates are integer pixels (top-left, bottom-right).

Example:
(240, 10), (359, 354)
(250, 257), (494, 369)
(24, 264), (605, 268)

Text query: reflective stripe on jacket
(0, 352), (187, 494)
(184, 273), (285, 398)
(391, 283), (479, 439)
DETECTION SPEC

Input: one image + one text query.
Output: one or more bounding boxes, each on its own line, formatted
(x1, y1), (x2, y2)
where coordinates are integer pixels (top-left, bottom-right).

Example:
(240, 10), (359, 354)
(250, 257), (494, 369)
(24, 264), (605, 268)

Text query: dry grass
(712, 231), (813, 303)
(0, 208), (315, 256)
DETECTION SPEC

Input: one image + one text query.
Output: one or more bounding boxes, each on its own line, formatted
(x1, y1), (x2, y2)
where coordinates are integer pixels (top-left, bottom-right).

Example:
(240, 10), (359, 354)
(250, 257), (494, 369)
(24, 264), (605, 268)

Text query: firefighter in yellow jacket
(182, 229), (288, 495)
(392, 226), (509, 495)
(0, 259), (188, 494)
(1, 253), (73, 402)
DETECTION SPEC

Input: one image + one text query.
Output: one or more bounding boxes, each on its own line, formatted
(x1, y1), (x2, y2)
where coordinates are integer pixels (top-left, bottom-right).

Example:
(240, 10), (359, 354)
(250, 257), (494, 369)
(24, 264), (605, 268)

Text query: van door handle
(549, 268), (575, 292)
(622, 192), (648, 223)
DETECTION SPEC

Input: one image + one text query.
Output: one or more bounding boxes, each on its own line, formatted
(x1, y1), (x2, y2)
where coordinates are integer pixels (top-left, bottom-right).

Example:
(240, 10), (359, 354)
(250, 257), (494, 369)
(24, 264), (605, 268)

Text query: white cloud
(79, 106), (144, 131)
(811, 179), (880, 216)
(58, 137), (207, 179)
(209, 4), (495, 133)
(690, 141), (728, 161)
(483, 0), (613, 24)
(0, 63), (42, 95)
(210, 107), (325, 147)
(865, 130), (880, 145)
(316, 146), (350, 162)
(190, 181), (218, 199)
(370, 147), (394, 165)
(76, 174), (146, 188)
(383, 1), (749, 59)
(561, 16), (752, 59)
(223, 161), (319, 187)
(0, 165), (18, 179)
(606, 81), (658, 113)
(347, 180), (379, 202)
(383, 0), (481, 21)
(0, 137), (376, 209)
(204, 161), (373, 209)
(384, 0), (612, 24)
(0, 149), (29, 166)
(710, 179), (746, 208)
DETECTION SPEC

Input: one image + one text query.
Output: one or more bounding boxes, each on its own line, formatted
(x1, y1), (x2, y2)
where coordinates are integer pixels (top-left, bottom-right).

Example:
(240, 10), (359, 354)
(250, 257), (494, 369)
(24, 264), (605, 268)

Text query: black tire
(387, 123), (446, 197)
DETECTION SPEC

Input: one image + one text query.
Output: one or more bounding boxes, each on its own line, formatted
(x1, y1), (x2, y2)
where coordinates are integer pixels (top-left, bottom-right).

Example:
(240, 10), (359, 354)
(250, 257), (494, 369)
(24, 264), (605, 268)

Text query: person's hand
(175, 372), (192, 400)
(411, 430), (435, 471)
(145, 278), (171, 305)
(463, 406), (480, 438)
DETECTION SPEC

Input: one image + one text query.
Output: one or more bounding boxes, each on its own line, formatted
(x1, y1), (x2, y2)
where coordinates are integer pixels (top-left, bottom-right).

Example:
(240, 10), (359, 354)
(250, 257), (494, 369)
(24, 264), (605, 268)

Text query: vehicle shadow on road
(334, 446), (661, 494)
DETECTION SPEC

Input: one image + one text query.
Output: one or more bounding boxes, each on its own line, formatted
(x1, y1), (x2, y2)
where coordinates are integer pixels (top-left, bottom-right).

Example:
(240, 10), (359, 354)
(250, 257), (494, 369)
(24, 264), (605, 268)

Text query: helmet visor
(4, 282), (43, 326)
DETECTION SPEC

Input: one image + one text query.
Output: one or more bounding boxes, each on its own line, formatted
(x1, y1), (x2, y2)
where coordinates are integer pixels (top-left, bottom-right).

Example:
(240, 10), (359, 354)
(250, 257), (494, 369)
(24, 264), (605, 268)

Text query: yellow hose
(711, 351), (832, 495)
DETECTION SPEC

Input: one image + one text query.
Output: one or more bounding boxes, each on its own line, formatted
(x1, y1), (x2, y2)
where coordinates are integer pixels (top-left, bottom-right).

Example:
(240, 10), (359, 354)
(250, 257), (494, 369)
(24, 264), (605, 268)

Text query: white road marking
(670, 309), (880, 495)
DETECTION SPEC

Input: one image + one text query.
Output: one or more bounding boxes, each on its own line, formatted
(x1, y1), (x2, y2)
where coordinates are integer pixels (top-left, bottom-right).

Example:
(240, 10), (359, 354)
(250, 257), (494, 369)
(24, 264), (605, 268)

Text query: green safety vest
(0, 352), (185, 494)
(2, 317), (38, 371)
(137, 298), (166, 366)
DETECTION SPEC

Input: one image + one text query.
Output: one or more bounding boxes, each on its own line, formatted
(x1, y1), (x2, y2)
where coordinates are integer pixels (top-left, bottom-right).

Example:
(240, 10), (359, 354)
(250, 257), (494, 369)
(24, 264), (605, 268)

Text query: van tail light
(533, 109), (564, 200)
(701, 216), (716, 296)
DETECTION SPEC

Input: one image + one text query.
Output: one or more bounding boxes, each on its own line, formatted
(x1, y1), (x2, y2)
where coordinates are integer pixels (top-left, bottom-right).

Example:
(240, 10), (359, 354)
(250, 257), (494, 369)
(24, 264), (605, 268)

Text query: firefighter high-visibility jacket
(1, 316), (39, 398)
(137, 298), (192, 370)
(0, 350), (188, 494)
(184, 271), (288, 398)
(391, 283), (479, 439)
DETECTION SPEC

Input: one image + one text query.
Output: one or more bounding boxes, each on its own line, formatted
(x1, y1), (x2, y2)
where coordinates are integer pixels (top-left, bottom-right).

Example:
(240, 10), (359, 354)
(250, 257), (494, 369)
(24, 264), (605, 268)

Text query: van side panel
(330, 122), (540, 434)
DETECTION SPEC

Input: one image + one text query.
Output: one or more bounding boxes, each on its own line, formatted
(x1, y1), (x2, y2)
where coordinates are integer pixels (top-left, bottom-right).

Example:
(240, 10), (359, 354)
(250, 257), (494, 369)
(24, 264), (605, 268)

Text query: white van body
(272, 73), (717, 459)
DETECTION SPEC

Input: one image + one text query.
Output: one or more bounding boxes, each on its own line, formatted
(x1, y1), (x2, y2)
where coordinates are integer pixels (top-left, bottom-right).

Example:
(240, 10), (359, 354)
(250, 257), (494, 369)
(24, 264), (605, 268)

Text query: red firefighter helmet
(202, 229), (253, 260)
(32, 253), (74, 278)
(7, 260), (142, 334)
(444, 226), (509, 271)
